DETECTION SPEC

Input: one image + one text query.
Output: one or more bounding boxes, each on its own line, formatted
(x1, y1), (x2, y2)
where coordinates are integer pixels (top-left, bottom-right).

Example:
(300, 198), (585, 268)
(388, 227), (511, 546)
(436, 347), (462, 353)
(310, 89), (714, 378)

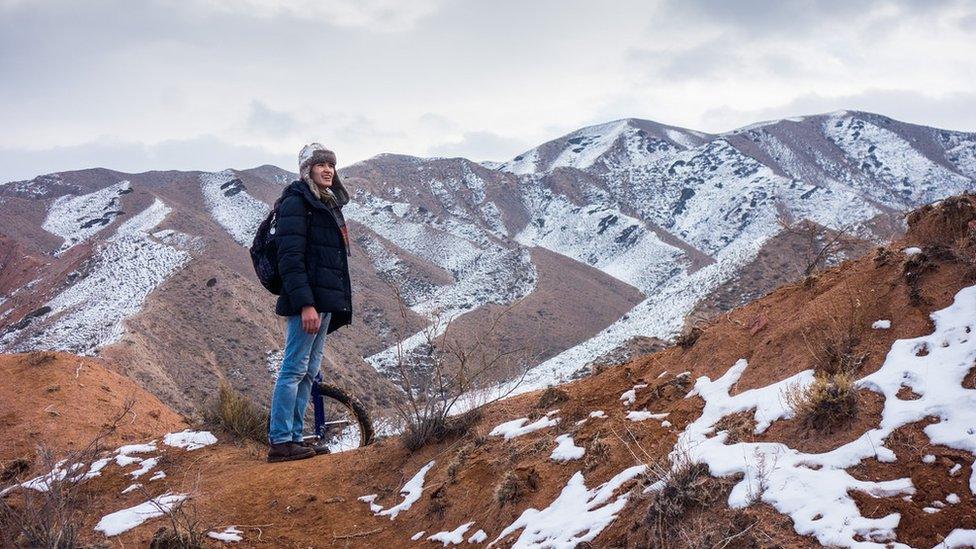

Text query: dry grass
(674, 326), (703, 350)
(583, 435), (610, 472)
(494, 468), (539, 507)
(401, 408), (482, 452)
(641, 451), (734, 544)
(203, 383), (268, 445)
(783, 372), (859, 431)
(535, 387), (569, 409)
(713, 412), (757, 445)
(0, 401), (133, 548)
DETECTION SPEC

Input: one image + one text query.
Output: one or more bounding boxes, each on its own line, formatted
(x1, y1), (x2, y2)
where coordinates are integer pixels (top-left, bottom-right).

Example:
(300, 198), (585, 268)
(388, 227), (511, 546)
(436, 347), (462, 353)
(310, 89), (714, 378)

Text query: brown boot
(267, 442), (315, 463)
(301, 438), (332, 455)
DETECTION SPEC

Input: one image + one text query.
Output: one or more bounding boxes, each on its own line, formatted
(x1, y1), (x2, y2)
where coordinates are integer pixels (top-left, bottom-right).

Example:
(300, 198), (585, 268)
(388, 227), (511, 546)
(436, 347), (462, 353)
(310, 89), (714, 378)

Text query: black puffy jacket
(274, 180), (352, 334)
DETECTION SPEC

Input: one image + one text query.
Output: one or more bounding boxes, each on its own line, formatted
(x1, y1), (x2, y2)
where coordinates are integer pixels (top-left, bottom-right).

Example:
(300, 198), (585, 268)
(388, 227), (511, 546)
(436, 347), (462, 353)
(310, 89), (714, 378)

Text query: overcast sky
(1, 0), (974, 181)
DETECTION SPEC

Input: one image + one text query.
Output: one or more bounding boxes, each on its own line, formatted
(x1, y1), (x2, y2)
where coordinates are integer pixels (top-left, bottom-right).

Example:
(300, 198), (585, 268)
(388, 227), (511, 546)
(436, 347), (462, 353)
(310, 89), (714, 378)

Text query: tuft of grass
(583, 435), (610, 472)
(203, 383), (268, 445)
(713, 412), (757, 445)
(23, 351), (57, 367)
(494, 468), (539, 507)
(535, 387), (569, 409)
(641, 451), (732, 542)
(674, 326), (703, 350)
(401, 408), (482, 452)
(784, 372), (859, 431)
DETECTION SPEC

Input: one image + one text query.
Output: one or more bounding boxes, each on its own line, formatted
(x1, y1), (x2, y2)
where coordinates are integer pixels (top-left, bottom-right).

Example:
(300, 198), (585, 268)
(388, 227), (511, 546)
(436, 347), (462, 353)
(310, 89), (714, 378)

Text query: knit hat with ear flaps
(298, 142), (349, 206)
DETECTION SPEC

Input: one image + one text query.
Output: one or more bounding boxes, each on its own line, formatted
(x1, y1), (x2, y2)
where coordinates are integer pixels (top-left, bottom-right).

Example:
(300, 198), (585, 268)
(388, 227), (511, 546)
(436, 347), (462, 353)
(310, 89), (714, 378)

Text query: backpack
(250, 196), (286, 294)
(251, 190), (311, 295)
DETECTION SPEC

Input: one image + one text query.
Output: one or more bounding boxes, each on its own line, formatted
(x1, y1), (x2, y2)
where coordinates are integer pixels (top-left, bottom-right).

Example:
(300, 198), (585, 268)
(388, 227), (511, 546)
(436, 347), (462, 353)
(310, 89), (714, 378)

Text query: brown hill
(2, 194), (975, 548)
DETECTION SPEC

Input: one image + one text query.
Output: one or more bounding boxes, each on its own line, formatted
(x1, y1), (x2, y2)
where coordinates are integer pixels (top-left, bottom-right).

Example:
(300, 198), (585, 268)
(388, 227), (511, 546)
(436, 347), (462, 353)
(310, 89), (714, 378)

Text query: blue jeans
(268, 312), (332, 444)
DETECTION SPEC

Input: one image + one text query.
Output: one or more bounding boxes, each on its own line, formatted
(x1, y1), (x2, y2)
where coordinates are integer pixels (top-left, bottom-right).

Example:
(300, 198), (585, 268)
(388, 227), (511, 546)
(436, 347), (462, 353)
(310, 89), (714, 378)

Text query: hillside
(2, 194), (974, 548)
(1, 109), (974, 423)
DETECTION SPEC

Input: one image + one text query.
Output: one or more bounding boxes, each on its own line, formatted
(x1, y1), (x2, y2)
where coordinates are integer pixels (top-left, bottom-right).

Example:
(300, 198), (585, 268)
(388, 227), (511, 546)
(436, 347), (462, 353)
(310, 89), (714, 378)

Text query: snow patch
(94, 493), (187, 536)
(163, 430), (218, 451)
(489, 465), (646, 548)
(490, 412), (560, 440)
(550, 434), (585, 462)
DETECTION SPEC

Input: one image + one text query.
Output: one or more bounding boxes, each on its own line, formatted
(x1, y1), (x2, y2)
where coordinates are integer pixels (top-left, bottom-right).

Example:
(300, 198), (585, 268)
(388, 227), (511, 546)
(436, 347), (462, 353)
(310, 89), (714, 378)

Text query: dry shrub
(902, 252), (935, 306)
(535, 387), (569, 409)
(1, 401), (133, 548)
(494, 468), (539, 507)
(783, 372), (858, 431)
(145, 491), (208, 549)
(401, 408), (481, 452)
(642, 451), (733, 543)
(446, 444), (472, 483)
(873, 246), (893, 266)
(386, 291), (536, 452)
(714, 412), (757, 445)
(583, 435), (610, 472)
(1, 458), (31, 483)
(203, 383), (268, 445)
(675, 326), (703, 350)
(801, 290), (867, 377)
(672, 509), (763, 549)
(23, 351), (57, 367)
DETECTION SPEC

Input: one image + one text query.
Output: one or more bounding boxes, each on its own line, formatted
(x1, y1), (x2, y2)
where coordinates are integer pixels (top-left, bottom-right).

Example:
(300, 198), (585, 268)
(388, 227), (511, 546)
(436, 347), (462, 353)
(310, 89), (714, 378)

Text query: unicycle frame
(308, 371), (354, 440)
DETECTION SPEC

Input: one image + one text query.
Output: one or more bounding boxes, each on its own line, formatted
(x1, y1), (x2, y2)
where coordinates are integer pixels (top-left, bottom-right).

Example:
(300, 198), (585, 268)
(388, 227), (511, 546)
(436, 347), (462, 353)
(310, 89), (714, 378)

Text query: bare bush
(384, 282), (538, 451)
(0, 400), (134, 548)
(535, 387), (569, 409)
(776, 214), (855, 276)
(783, 372), (858, 431)
(146, 495), (208, 549)
(674, 326), (703, 350)
(203, 383), (268, 445)
(800, 290), (867, 377)
(641, 449), (734, 544)
(493, 468), (538, 507)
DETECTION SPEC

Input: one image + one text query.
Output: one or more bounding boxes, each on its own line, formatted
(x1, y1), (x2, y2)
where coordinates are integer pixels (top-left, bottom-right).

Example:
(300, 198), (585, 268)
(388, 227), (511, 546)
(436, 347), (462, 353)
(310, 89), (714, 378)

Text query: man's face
(311, 162), (334, 188)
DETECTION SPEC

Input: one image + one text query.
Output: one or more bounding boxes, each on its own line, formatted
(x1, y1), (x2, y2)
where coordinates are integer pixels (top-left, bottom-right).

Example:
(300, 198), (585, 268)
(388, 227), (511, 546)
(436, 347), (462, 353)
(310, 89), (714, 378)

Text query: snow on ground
(550, 434), (585, 462)
(428, 521), (474, 546)
(873, 319), (891, 329)
(199, 170), (270, 246)
(469, 529), (488, 543)
(348, 187), (537, 377)
(163, 430), (218, 450)
(94, 493), (187, 536)
(0, 198), (191, 355)
(43, 180), (131, 253)
(489, 411), (560, 440)
(501, 220), (773, 397)
(824, 113), (972, 207)
(489, 465), (646, 548)
(669, 284), (976, 547)
(619, 384), (647, 406)
(208, 526), (244, 542)
(625, 410), (668, 422)
(361, 460), (436, 520)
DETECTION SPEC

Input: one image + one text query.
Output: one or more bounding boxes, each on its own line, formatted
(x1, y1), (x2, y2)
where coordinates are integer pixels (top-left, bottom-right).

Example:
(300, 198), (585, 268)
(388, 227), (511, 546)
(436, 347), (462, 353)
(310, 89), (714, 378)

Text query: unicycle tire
(316, 382), (375, 448)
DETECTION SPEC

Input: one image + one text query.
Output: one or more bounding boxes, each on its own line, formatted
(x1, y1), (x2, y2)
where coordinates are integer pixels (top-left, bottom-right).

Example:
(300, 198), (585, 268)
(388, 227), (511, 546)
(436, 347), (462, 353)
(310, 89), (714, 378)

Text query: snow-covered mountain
(0, 109), (973, 413)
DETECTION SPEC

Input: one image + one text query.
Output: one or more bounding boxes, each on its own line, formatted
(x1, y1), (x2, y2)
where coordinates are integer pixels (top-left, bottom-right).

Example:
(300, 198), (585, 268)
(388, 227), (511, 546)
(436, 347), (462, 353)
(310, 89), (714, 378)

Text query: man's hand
(301, 305), (320, 334)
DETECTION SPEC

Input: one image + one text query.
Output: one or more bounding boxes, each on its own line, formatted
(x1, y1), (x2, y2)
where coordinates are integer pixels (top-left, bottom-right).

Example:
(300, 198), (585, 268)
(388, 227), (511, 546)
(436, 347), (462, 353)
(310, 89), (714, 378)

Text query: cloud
(427, 131), (531, 162)
(0, 136), (292, 183)
(171, 0), (447, 31)
(245, 100), (301, 137)
(701, 89), (976, 133)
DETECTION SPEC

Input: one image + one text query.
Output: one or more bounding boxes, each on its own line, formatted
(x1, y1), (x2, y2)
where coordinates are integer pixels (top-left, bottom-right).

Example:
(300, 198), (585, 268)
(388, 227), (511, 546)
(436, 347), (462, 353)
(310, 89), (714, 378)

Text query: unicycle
(302, 372), (374, 453)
